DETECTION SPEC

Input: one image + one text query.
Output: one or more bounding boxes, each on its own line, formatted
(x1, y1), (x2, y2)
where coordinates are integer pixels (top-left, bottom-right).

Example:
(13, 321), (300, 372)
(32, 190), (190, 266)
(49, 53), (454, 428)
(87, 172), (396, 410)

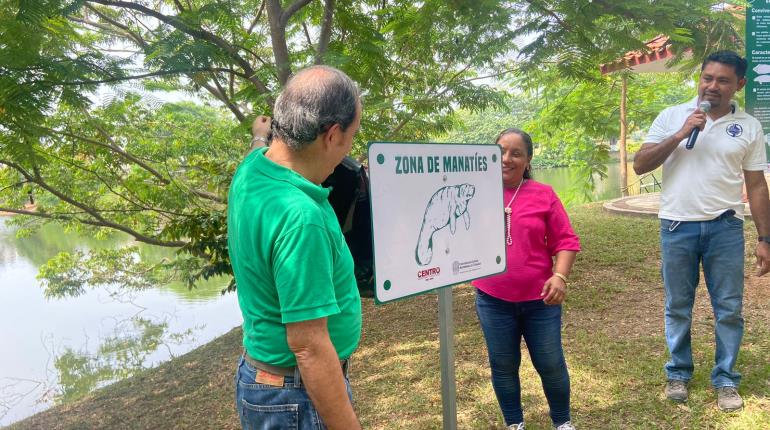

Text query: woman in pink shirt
(472, 129), (581, 430)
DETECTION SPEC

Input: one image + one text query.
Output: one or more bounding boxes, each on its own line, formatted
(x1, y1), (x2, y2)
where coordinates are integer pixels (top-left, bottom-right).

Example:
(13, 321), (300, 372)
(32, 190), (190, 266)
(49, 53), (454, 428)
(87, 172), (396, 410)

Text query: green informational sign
(746, 0), (770, 155)
(367, 142), (506, 303)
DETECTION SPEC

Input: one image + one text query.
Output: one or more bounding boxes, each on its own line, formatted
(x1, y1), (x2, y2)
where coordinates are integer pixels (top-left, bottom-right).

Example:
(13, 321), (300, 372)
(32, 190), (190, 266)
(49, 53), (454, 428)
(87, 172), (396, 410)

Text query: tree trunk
(619, 73), (629, 197)
(315, 0), (335, 64)
(266, 0), (292, 85)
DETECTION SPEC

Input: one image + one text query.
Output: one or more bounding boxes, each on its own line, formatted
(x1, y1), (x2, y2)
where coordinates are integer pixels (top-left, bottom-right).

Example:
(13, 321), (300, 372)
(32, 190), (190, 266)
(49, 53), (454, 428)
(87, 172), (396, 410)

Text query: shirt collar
(250, 147), (330, 203)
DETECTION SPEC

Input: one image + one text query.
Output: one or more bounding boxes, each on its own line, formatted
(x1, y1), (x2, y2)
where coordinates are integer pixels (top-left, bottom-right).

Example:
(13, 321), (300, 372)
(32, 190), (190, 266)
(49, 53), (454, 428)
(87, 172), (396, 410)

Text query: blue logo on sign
(726, 123), (743, 137)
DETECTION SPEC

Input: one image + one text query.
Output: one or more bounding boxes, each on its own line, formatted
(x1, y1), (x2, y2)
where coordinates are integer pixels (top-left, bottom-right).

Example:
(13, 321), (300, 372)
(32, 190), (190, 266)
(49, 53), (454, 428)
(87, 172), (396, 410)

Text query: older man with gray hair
(228, 65), (362, 430)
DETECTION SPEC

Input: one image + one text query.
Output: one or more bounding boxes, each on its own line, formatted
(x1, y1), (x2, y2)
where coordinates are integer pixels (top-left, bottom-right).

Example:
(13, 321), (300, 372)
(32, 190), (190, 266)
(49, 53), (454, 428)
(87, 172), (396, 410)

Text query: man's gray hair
(272, 65), (360, 151)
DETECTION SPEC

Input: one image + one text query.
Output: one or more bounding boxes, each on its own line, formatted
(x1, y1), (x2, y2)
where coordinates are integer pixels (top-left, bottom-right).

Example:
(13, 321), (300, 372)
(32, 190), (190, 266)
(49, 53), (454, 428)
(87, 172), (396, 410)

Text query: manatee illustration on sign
(754, 74), (770, 84)
(753, 64), (770, 75)
(415, 184), (476, 266)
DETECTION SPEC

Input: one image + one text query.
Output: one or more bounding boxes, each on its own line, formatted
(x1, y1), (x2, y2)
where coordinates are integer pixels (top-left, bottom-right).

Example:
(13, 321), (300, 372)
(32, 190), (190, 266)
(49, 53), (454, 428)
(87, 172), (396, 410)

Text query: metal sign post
(438, 287), (457, 430)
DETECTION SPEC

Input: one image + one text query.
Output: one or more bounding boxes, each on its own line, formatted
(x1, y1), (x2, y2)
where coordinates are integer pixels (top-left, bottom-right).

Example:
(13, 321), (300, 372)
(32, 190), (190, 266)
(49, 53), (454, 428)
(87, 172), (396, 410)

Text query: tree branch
(458, 68), (519, 84)
(265, 0), (293, 85)
(0, 180), (30, 194)
(0, 159), (187, 247)
(0, 207), (100, 226)
(67, 15), (130, 39)
(386, 64), (473, 139)
(85, 4), (265, 121)
(43, 127), (226, 204)
(281, 0), (313, 27)
(84, 4), (149, 49)
(315, 0), (335, 64)
(229, 67), (236, 99)
(43, 127), (170, 185)
(247, 0), (267, 34)
(0, 207), (188, 247)
(189, 188), (226, 204)
(522, 0), (572, 32)
(197, 77), (247, 123)
(37, 147), (179, 220)
(86, 0), (274, 104)
(35, 68), (245, 86)
(302, 22), (316, 50)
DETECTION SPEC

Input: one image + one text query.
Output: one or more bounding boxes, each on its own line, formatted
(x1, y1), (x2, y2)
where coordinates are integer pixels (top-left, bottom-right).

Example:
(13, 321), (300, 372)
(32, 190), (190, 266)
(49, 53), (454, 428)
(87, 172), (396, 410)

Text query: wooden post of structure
(619, 73), (629, 197)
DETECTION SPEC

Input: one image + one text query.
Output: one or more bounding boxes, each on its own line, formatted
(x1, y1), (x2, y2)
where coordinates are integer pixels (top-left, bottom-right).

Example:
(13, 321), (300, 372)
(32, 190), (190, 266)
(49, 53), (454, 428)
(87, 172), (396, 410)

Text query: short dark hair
(701, 51), (747, 79)
(495, 128), (534, 179)
(272, 65), (360, 151)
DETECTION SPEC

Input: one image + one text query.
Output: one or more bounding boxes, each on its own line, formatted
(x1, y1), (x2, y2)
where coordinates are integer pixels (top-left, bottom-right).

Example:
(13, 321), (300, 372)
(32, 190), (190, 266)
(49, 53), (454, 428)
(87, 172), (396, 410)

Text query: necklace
(504, 178), (526, 246)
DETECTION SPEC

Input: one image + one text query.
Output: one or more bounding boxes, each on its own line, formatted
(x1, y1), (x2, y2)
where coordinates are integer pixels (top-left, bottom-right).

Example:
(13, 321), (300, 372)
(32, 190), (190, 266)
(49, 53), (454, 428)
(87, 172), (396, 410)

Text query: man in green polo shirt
(228, 65), (362, 430)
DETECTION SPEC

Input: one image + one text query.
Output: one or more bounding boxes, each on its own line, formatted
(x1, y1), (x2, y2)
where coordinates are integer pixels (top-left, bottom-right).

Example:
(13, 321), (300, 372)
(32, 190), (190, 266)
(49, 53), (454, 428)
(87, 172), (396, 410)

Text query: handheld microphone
(685, 100), (711, 150)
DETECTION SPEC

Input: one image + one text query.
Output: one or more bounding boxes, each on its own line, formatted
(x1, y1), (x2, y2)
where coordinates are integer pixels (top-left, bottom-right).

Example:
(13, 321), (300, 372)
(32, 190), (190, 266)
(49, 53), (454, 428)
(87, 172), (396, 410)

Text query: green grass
(9, 204), (770, 429)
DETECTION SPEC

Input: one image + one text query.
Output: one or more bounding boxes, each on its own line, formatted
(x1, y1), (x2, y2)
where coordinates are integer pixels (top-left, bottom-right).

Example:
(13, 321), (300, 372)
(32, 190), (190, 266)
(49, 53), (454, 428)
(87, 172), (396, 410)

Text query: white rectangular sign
(368, 142), (506, 303)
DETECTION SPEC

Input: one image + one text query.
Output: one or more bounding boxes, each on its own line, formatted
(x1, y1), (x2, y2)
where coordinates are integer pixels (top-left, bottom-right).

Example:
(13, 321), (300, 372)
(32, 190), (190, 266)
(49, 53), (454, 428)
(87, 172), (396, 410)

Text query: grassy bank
(9, 204), (770, 429)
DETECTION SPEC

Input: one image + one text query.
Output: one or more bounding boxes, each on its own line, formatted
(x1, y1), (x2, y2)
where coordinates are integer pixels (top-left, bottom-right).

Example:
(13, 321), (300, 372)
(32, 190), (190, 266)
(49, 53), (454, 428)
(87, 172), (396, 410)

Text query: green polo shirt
(227, 147), (362, 367)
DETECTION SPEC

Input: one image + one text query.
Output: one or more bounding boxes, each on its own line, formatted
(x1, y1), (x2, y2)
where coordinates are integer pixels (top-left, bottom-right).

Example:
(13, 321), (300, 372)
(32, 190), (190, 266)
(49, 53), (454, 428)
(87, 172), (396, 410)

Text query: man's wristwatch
(758, 236), (770, 245)
(251, 135), (269, 145)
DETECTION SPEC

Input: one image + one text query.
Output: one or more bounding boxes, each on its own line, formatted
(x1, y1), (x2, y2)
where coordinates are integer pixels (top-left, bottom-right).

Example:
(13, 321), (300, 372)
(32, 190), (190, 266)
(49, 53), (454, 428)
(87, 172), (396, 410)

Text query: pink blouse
(472, 180), (581, 302)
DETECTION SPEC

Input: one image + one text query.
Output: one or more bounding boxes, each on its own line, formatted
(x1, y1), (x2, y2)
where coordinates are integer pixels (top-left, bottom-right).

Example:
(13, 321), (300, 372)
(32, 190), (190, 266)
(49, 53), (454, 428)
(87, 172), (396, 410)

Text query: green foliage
(0, 0), (748, 295)
(0, 0), (523, 294)
(511, 0), (745, 80)
(163, 210), (231, 290)
(437, 71), (696, 202)
(4, 96), (242, 297)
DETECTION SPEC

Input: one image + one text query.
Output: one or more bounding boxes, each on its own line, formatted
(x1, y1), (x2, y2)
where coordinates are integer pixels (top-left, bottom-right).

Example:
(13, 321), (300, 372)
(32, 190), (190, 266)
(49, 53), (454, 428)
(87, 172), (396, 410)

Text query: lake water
(0, 221), (243, 426)
(0, 162), (644, 426)
(533, 161), (655, 203)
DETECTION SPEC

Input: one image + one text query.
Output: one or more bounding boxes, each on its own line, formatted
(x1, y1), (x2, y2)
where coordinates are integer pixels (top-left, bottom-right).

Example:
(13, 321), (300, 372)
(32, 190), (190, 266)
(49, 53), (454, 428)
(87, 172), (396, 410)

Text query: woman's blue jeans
(660, 211), (745, 388)
(475, 290), (571, 426)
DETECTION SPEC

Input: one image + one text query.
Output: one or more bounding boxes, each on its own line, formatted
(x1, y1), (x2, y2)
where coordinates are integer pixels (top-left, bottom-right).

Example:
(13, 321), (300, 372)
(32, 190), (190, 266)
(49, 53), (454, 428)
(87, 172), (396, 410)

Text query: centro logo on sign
(417, 267), (441, 280)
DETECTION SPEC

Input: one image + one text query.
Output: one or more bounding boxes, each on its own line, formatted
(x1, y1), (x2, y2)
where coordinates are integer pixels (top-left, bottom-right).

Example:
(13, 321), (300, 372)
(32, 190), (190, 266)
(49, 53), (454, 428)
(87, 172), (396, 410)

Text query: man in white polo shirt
(634, 51), (770, 412)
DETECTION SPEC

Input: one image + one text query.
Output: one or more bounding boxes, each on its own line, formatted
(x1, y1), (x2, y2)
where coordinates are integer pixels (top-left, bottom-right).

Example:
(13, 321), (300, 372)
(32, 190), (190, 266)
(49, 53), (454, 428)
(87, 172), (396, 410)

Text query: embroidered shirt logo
(726, 123), (743, 137)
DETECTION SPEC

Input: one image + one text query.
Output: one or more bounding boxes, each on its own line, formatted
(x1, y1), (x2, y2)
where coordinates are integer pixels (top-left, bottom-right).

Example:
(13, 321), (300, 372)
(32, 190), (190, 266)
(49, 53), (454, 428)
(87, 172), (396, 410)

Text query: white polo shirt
(645, 97), (767, 221)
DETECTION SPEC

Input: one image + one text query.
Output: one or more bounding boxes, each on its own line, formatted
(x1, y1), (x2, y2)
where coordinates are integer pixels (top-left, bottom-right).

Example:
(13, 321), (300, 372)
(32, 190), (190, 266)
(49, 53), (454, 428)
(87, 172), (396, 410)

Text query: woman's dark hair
(496, 128), (534, 179)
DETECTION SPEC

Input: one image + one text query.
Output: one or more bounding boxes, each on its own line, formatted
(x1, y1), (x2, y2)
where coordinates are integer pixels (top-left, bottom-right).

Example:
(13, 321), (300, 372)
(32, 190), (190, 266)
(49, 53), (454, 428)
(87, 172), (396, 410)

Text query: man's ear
(737, 77), (747, 92)
(323, 123), (343, 149)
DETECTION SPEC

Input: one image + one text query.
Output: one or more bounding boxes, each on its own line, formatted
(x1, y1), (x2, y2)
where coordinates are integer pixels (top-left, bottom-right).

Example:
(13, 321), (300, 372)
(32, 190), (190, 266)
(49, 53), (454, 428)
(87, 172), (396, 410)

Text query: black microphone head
(699, 100), (712, 113)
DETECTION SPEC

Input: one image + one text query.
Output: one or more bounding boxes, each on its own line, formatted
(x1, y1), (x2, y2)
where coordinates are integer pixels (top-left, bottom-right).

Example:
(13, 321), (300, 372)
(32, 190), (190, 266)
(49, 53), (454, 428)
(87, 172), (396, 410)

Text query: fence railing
(622, 172), (662, 196)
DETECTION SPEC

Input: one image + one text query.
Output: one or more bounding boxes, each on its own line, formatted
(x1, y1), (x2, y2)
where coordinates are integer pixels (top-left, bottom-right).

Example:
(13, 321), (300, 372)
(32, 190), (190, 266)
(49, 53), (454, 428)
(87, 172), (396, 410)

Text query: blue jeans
(234, 356), (352, 430)
(475, 290), (571, 426)
(660, 211), (745, 388)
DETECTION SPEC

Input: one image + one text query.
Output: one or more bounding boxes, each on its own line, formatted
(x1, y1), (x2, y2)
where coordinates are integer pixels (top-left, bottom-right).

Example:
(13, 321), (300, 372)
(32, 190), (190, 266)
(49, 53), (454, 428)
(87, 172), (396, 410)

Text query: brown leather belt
(243, 351), (349, 377)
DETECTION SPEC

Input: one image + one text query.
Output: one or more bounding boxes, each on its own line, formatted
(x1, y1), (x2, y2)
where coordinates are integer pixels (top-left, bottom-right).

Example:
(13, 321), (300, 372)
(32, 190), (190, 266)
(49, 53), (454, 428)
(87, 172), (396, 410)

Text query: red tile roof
(600, 35), (678, 75)
(601, 4), (745, 75)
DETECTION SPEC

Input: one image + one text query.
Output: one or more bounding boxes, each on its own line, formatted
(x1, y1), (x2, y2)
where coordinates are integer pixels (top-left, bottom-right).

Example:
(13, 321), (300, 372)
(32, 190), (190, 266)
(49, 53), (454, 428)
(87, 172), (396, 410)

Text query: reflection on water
(53, 316), (195, 405)
(0, 219), (242, 426)
(0, 221), (124, 268)
(533, 162), (656, 204)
